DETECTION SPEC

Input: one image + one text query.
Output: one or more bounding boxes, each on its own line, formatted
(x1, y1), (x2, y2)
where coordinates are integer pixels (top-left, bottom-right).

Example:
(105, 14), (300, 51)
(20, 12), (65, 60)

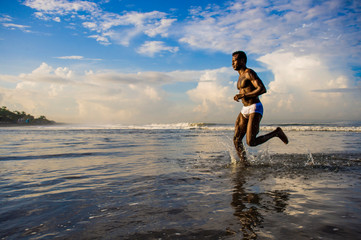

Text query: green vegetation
(0, 106), (55, 125)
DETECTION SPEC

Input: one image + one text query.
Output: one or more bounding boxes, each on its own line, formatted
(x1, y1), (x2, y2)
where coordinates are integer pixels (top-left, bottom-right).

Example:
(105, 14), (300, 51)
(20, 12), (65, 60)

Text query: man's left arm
(244, 70), (266, 98)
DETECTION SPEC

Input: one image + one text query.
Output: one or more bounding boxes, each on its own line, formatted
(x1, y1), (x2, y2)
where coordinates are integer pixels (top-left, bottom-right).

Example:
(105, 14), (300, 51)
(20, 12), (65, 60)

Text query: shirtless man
(232, 51), (288, 164)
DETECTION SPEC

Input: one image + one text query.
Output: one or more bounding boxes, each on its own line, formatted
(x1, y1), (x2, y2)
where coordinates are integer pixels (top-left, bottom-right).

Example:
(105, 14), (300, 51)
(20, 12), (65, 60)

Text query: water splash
(251, 147), (273, 165)
(221, 135), (239, 164)
(219, 135), (275, 166)
(305, 150), (315, 166)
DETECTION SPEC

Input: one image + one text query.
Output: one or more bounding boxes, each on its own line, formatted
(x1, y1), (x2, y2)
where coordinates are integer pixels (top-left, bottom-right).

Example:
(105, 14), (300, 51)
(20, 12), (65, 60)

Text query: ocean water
(1, 122), (360, 240)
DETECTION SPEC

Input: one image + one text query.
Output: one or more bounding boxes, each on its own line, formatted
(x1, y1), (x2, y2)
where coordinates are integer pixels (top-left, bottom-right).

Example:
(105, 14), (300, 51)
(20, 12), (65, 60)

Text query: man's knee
(246, 138), (257, 147)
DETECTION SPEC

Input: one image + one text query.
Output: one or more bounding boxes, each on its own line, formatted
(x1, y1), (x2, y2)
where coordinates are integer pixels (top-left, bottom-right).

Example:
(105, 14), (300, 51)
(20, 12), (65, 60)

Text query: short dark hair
(232, 51), (247, 64)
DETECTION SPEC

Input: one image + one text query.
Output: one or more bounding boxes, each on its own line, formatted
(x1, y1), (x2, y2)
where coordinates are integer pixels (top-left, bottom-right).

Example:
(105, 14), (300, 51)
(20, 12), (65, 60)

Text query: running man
(232, 51), (288, 164)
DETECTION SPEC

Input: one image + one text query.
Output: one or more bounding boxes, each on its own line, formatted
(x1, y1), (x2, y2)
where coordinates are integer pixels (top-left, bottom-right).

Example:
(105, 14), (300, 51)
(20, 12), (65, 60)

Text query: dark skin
(232, 53), (288, 164)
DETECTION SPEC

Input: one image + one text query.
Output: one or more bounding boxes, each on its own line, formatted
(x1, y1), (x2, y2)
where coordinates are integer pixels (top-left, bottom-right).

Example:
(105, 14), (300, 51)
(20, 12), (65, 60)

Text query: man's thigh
(235, 112), (247, 137)
(246, 113), (262, 140)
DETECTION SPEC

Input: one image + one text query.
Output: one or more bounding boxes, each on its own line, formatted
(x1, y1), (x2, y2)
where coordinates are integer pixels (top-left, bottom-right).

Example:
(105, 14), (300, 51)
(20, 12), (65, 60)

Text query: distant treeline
(0, 106), (55, 125)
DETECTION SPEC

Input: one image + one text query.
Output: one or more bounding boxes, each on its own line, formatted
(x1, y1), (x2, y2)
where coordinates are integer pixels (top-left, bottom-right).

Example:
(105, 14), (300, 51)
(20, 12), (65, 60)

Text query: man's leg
(246, 113), (288, 146)
(234, 112), (248, 163)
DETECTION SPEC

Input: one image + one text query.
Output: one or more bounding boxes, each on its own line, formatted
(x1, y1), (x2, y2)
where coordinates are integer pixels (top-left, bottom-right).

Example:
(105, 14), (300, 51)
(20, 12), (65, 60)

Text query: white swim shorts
(241, 102), (263, 119)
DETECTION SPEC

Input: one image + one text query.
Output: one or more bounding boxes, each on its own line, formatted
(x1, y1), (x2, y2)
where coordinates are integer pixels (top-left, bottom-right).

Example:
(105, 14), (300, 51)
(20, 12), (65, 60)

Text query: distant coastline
(0, 106), (55, 127)
(0, 122), (58, 127)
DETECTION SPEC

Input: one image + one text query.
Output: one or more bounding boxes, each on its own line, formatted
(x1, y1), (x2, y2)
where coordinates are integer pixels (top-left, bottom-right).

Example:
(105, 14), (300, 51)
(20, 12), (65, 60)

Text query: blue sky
(0, 0), (360, 124)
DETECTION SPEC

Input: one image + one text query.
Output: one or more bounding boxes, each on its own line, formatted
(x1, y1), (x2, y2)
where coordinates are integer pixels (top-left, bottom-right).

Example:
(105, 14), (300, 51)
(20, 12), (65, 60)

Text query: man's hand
(234, 94), (243, 102)
(234, 94), (239, 102)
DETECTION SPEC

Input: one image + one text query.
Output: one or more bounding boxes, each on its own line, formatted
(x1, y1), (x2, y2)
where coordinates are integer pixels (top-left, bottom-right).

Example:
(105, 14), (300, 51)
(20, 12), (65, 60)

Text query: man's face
(232, 55), (242, 70)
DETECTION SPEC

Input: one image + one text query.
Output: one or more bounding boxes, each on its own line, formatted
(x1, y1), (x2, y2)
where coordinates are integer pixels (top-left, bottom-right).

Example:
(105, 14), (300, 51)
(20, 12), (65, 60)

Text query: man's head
(232, 51), (247, 64)
(232, 51), (247, 70)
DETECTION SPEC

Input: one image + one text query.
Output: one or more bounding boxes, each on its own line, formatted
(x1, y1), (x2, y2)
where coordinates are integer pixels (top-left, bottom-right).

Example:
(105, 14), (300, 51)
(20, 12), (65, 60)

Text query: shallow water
(1, 124), (360, 239)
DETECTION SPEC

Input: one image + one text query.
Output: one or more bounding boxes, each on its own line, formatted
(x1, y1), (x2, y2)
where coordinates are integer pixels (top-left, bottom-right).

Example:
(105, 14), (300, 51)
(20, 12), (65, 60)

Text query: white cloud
(82, 21), (97, 31)
(55, 56), (84, 60)
(84, 11), (176, 46)
(88, 34), (111, 45)
(1, 61), (360, 124)
(258, 51), (361, 122)
(137, 41), (179, 57)
(24, 0), (98, 16)
(0, 62), (244, 123)
(2, 23), (31, 32)
(0, 14), (12, 22)
(144, 86), (161, 101)
(179, 0), (361, 61)
(55, 55), (102, 61)
(0, 74), (20, 83)
(187, 68), (234, 115)
(0, 13), (31, 32)
(19, 62), (73, 83)
(24, 0), (176, 47)
(21, 0), (361, 62)
(34, 12), (50, 21)
(53, 16), (61, 22)
(144, 18), (176, 37)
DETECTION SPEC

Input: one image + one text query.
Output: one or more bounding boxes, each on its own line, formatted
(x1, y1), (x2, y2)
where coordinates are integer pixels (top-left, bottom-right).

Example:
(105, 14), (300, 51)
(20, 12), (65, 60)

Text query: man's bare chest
(237, 75), (252, 89)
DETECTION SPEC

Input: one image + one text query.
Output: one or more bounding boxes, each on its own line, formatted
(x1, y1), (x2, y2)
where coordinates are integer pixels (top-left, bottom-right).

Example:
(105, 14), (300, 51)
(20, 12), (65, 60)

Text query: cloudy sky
(0, 0), (360, 124)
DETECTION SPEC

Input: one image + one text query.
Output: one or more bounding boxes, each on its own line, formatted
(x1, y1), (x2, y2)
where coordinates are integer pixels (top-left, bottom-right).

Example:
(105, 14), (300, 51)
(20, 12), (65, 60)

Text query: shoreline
(0, 122), (59, 127)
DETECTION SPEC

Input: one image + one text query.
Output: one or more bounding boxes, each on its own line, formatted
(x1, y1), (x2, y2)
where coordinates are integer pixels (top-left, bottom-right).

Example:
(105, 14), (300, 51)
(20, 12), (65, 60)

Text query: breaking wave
(9, 122), (361, 132)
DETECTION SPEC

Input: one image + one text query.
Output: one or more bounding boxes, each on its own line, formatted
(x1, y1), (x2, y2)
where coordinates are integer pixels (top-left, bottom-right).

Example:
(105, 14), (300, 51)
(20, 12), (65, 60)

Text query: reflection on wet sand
(229, 164), (290, 239)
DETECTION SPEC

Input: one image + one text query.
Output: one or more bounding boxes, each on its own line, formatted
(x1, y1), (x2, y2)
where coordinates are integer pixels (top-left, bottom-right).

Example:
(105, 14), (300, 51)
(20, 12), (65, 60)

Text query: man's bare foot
(277, 127), (289, 144)
(236, 153), (250, 167)
(240, 159), (250, 167)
